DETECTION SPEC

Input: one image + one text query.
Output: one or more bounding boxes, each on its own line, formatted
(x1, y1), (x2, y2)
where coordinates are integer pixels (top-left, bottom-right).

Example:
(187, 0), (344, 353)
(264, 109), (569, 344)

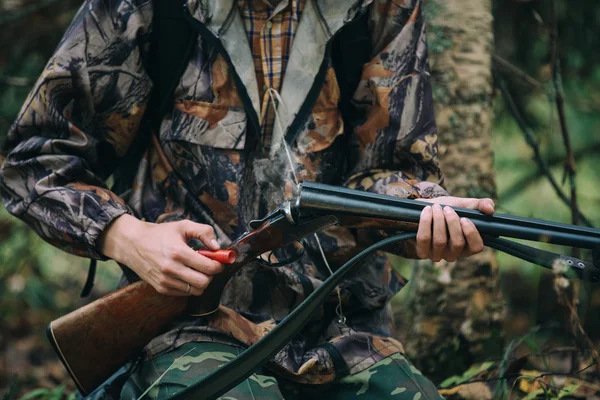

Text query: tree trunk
(397, 0), (505, 381)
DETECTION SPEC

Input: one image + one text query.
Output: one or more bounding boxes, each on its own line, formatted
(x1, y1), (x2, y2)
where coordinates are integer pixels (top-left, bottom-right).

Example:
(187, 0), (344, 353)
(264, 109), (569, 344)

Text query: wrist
(98, 214), (145, 264)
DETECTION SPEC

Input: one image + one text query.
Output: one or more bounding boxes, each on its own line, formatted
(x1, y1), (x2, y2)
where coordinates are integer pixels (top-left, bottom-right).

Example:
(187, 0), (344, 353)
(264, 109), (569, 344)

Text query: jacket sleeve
(0, 0), (154, 259)
(344, 0), (449, 200)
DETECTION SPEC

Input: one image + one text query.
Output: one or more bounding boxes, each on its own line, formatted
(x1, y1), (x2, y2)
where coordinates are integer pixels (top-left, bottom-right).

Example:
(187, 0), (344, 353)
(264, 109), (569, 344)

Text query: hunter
(0, 0), (495, 398)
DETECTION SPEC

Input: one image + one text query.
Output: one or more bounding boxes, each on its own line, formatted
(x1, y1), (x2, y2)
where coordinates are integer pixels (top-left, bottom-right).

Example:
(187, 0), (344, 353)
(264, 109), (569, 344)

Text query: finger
(478, 198), (495, 215)
(443, 207), (464, 262)
(179, 220), (220, 250)
(161, 261), (213, 293)
(416, 206), (433, 259)
(422, 196), (494, 213)
(460, 218), (484, 255)
(431, 203), (447, 262)
(176, 246), (224, 275)
(153, 274), (203, 296)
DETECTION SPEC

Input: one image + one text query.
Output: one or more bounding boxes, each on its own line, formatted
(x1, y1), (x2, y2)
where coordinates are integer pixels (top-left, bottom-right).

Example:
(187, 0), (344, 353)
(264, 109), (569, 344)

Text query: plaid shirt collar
(237, 0), (305, 150)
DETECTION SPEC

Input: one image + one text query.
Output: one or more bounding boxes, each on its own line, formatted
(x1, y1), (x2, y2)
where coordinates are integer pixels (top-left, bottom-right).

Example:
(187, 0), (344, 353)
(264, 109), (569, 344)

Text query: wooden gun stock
(47, 281), (186, 395)
(47, 249), (240, 395)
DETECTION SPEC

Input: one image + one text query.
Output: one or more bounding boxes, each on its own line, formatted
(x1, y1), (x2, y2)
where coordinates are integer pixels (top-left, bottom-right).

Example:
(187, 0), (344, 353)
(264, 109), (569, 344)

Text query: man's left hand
(415, 197), (495, 262)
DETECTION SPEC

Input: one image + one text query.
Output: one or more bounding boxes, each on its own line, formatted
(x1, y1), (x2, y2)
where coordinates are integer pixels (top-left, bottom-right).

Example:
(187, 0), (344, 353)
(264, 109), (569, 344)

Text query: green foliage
(2, 379), (20, 400)
(18, 386), (74, 400)
(0, 208), (119, 321)
(519, 384), (549, 400)
(556, 384), (580, 399)
(517, 380), (580, 400)
(0, 208), (54, 319)
(439, 362), (495, 389)
(0, 53), (44, 136)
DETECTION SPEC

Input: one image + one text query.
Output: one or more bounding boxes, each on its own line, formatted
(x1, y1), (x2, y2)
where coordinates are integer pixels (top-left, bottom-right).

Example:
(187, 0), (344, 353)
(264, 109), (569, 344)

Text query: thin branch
(498, 144), (599, 227)
(492, 54), (543, 89)
(550, 0), (579, 232)
(558, 288), (600, 375)
(577, 361), (598, 374)
(548, 12), (581, 370)
(496, 77), (593, 228)
(498, 142), (600, 171)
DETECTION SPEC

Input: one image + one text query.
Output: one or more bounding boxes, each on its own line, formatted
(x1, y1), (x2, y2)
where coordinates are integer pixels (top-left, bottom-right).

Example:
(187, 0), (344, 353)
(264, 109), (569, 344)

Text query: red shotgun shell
(197, 249), (236, 264)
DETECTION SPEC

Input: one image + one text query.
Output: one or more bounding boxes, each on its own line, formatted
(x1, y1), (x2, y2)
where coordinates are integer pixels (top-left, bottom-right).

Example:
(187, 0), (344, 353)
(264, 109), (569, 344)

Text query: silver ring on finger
(186, 283), (191, 295)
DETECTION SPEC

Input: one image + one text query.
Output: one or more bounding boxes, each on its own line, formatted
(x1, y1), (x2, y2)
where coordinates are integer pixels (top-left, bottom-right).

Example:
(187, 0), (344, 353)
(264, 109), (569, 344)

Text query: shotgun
(47, 182), (600, 396)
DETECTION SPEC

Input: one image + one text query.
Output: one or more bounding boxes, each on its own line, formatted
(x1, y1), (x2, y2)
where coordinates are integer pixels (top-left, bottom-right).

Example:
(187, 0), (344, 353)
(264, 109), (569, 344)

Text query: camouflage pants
(118, 342), (444, 400)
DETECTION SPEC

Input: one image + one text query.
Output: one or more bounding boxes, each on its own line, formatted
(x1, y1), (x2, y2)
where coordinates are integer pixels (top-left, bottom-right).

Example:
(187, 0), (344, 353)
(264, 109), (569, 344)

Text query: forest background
(0, 0), (599, 399)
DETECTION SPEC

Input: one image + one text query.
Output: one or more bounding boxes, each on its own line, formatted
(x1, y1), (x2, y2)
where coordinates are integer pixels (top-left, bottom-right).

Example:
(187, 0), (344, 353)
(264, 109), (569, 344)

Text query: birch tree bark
(397, 0), (505, 380)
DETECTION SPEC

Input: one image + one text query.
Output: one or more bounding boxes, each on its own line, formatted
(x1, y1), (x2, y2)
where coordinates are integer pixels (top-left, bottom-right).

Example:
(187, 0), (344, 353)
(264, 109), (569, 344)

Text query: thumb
(178, 220), (220, 250)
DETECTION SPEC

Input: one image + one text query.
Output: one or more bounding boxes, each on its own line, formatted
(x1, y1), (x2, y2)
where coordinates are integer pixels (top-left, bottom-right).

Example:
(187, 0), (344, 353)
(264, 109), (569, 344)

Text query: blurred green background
(0, 0), (599, 398)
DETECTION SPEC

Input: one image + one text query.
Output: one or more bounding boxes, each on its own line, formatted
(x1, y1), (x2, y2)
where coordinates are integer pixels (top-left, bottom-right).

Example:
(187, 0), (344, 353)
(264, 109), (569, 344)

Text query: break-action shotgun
(47, 182), (600, 397)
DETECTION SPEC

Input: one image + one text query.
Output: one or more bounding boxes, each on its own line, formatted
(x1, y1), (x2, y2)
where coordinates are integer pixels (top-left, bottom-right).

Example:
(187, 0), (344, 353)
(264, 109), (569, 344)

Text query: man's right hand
(98, 214), (224, 296)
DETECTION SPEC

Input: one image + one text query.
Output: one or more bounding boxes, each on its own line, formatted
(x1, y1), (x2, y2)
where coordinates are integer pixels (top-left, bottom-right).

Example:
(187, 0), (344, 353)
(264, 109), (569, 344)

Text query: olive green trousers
(116, 342), (444, 400)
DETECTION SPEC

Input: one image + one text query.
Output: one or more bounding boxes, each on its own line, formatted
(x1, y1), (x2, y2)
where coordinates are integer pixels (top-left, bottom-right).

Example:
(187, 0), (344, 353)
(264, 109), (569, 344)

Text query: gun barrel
(295, 182), (600, 250)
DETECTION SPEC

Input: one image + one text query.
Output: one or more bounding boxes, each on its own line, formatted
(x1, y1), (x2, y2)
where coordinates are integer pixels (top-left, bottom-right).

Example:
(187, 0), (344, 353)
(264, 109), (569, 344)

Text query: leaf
(47, 385), (67, 400)
(557, 384), (580, 399)
(439, 361), (495, 388)
(519, 376), (541, 393)
(438, 382), (492, 400)
(521, 388), (545, 400)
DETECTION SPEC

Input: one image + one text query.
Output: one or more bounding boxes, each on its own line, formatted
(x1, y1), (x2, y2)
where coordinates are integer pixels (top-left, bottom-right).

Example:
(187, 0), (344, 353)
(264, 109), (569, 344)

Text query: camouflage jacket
(0, 0), (448, 385)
